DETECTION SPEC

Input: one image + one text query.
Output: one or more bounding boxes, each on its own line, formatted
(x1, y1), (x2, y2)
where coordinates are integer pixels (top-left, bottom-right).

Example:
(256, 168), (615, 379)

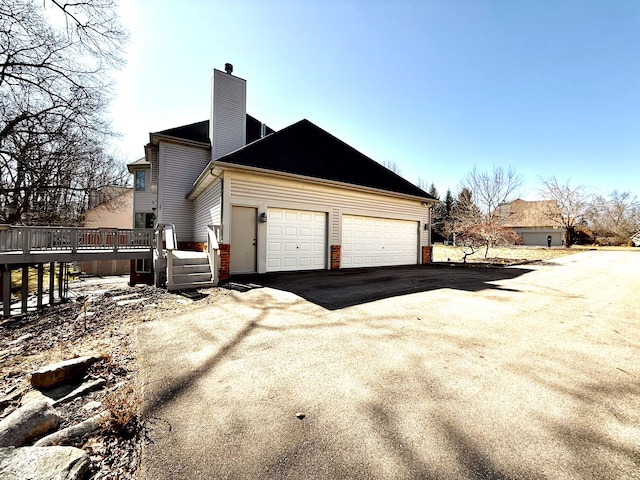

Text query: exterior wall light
(259, 212), (267, 223)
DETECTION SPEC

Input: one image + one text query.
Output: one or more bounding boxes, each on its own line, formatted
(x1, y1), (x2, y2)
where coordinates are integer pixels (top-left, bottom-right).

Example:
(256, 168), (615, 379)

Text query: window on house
(135, 170), (146, 191)
(135, 212), (155, 229)
(135, 258), (152, 273)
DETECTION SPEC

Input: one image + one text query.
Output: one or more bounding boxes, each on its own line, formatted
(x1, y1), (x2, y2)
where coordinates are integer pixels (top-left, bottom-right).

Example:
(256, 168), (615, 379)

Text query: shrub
(102, 382), (142, 438)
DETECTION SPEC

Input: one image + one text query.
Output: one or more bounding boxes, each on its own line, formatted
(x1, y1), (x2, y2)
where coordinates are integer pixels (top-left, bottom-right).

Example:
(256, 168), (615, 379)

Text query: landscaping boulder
(30, 356), (103, 390)
(35, 410), (110, 447)
(52, 378), (107, 406)
(0, 446), (90, 480)
(0, 399), (61, 447)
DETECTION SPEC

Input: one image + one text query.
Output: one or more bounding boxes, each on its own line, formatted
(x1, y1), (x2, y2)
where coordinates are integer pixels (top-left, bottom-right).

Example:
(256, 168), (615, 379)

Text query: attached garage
(266, 208), (327, 272)
(341, 215), (418, 268)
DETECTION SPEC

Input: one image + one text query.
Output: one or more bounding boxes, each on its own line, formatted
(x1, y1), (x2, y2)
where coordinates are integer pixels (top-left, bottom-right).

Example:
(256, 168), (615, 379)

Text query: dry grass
(432, 244), (581, 263)
(102, 382), (142, 438)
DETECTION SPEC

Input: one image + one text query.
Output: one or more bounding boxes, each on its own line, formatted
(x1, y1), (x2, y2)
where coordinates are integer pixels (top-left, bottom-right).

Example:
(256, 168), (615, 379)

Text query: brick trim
(177, 241), (206, 252)
(219, 244), (230, 280)
(330, 245), (341, 270)
(421, 245), (433, 264)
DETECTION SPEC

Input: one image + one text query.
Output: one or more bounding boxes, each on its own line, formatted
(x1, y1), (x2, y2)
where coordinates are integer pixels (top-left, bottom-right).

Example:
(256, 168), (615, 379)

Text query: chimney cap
(225, 63), (233, 74)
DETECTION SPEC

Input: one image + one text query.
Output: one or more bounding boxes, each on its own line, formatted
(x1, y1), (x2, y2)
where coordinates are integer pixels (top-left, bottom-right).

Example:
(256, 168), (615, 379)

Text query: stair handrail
(153, 223), (177, 288)
(207, 224), (221, 283)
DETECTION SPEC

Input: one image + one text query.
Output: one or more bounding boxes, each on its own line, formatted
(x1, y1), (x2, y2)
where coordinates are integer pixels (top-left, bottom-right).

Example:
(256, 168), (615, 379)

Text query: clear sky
(110, 0), (640, 200)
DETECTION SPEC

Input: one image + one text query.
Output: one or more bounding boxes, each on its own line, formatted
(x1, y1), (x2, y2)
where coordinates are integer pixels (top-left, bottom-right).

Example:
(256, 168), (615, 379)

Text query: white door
(266, 208), (326, 272)
(231, 206), (257, 273)
(342, 215), (418, 268)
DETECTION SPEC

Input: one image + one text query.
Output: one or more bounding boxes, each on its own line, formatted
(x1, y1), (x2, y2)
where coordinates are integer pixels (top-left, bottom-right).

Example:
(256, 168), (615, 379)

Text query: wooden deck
(0, 225), (155, 318)
(0, 225), (154, 264)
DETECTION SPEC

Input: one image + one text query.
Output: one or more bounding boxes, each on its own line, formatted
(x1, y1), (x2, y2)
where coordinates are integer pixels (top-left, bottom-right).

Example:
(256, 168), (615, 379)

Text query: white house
(128, 64), (438, 288)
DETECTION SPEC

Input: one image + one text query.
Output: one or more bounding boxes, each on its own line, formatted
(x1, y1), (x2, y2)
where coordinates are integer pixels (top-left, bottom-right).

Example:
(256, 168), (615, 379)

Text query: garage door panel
(266, 208), (326, 272)
(342, 215), (418, 268)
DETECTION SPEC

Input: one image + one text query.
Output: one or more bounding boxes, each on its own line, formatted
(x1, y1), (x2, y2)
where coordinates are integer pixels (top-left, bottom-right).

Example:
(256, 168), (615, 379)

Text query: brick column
(330, 245), (341, 270)
(219, 244), (231, 281)
(421, 245), (433, 264)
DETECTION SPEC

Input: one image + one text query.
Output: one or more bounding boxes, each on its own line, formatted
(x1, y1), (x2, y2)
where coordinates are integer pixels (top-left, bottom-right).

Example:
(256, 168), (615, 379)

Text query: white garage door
(342, 215), (418, 268)
(266, 208), (326, 272)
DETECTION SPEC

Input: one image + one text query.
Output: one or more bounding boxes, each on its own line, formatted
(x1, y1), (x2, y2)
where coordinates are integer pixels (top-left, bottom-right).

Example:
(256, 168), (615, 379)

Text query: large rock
(35, 410), (110, 447)
(31, 356), (103, 390)
(52, 378), (107, 406)
(0, 446), (90, 480)
(0, 399), (61, 447)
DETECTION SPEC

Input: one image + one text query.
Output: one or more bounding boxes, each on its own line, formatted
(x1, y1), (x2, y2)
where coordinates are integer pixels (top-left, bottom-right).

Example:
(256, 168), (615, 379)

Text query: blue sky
(111, 0), (640, 200)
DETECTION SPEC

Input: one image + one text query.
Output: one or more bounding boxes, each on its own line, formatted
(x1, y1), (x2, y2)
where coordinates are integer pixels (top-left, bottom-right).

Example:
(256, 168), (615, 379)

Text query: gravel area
(0, 276), (227, 479)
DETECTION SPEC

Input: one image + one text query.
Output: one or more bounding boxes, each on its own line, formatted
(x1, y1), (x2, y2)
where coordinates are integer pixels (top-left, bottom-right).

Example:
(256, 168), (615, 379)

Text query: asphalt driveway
(137, 251), (640, 479)
(229, 263), (534, 310)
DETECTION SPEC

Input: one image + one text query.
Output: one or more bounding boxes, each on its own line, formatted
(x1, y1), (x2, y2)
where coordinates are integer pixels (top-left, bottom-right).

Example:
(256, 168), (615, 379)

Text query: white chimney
(210, 64), (246, 160)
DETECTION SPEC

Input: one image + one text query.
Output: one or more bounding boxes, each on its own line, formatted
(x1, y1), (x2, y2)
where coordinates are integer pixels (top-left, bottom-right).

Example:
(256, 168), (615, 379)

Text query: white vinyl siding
(342, 215), (418, 268)
(132, 167), (155, 214)
(193, 177), (222, 243)
(266, 208), (326, 272)
(212, 70), (246, 159)
(227, 173), (430, 247)
(159, 143), (210, 242)
(150, 148), (159, 186)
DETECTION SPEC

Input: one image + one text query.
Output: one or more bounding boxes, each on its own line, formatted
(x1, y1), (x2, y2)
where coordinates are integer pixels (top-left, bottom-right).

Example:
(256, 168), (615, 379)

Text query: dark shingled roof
(155, 120), (210, 144)
(154, 115), (274, 145)
(216, 119), (435, 200)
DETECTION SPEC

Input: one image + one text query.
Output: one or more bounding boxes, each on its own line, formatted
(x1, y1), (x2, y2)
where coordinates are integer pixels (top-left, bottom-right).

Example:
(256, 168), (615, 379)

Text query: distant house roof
(213, 119), (435, 200)
(498, 199), (561, 228)
(126, 157), (150, 173)
(150, 115), (274, 146)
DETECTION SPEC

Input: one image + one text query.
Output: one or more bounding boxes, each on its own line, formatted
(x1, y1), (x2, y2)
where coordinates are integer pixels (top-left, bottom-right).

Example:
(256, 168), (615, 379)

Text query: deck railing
(0, 225), (154, 254)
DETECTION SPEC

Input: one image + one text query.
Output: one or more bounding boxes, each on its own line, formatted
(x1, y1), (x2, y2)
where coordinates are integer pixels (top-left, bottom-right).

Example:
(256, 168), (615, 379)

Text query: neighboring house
(82, 188), (133, 275)
(128, 64), (438, 288)
(497, 199), (563, 246)
(632, 231), (640, 247)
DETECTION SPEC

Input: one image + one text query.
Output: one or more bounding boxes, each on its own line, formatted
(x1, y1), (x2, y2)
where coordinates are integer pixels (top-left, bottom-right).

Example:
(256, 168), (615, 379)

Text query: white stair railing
(207, 225), (221, 284)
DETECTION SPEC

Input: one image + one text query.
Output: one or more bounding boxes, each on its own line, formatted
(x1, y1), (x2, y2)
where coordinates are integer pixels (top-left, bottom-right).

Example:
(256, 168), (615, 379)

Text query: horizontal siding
(213, 70), (246, 159)
(134, 188), (155, 213)
(229, 174), (430, 246)
(150, 148), (159, 186)
(160, 143), (210, 242)
(193, 178), (222, 243)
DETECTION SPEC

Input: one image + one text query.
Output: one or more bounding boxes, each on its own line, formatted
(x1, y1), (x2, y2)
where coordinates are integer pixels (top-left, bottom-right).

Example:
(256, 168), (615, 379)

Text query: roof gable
(215, 119), (435, 200)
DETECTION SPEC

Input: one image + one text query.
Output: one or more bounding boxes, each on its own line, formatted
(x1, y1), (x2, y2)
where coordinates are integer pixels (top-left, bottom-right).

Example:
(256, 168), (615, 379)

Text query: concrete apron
(136, 251), (640, 480)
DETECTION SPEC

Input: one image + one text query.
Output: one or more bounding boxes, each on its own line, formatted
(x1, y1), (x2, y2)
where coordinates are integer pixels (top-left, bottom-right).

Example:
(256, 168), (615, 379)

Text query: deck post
(21, 228), (28, 254)
(2, 266), (10, 318)
(57, 262), (64, 298)
(37, 264), (44, 309)
(71, 229), (78, 254)
(49, 262), (55, 306)
(21, 265), (28, 314)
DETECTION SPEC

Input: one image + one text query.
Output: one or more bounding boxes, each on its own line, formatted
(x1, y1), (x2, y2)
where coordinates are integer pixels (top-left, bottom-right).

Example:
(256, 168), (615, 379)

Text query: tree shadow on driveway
(230, 263), (533, 310)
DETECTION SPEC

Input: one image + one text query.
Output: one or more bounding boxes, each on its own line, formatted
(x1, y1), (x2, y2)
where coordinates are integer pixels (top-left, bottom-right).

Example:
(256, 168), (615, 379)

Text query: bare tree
(457, 224), (521, 262)
(539, 177), (592, 246)
(588, 191), (640, 245)
(382, 160), (402, 175)
(463, 166), (523, 222)
(0, 0), (128, 224)
(452, 166), (523, 257)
